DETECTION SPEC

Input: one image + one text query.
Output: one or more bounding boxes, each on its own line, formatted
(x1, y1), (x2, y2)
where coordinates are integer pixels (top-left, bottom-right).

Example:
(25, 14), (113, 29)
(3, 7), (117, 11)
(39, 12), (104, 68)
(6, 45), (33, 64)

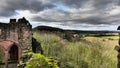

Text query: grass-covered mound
(33, 32), (117, 68)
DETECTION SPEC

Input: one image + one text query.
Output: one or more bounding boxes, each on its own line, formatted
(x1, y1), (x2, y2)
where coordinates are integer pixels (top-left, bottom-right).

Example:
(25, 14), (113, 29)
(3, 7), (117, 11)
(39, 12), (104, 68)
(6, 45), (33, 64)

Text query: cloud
(0, 0), (120, 30)
(0, 0), (55, 17)
(45, 0), (120, 25)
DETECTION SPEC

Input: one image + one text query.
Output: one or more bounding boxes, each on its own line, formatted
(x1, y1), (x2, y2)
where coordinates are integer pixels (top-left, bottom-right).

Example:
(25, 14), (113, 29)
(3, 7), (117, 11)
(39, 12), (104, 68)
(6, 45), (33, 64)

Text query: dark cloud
(63, 17), (108, 25)
(32, 16), (58, 22)
(0, 0), (55, 17)
(54, 0), (89, 8)
(35, 0), (120, 25)
(93, 0), (114, 9)
(31, 8), (71, 22)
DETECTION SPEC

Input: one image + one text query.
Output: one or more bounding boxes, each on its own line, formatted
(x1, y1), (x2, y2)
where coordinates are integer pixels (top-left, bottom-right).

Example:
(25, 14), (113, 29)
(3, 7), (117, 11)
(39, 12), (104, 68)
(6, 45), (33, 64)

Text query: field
(33, 32), (118, 68)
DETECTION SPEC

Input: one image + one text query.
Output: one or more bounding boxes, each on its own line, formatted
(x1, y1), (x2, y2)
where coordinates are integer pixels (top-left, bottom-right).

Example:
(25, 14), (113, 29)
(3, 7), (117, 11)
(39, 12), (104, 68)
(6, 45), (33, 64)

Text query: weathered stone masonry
(0, 17), (32, 66)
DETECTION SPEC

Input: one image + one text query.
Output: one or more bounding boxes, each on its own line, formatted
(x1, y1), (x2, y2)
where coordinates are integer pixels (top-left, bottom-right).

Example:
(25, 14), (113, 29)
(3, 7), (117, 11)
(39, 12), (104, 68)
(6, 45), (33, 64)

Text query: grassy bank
(33, 32), (117, 68)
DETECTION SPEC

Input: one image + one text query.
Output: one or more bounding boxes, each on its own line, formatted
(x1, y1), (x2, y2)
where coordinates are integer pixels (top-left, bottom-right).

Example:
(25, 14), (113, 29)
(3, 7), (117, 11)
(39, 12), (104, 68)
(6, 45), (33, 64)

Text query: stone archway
(0, 41), (22, 68)
(9, 44), (18, 61)
(7, 42), (22, 62)
(0, 41), (22, 62)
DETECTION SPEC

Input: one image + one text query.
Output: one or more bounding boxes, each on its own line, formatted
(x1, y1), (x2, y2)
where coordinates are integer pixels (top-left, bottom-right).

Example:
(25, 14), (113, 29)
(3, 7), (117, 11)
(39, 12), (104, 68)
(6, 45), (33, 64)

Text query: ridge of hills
(33, 26), (119, 35)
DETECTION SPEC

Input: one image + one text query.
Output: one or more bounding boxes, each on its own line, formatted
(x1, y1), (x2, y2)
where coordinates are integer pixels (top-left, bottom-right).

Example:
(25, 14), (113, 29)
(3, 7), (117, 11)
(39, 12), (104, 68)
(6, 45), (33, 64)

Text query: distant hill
(33, 26), (119, 42)
(33, 26), (64, 33)
(33, 26), (119, 35)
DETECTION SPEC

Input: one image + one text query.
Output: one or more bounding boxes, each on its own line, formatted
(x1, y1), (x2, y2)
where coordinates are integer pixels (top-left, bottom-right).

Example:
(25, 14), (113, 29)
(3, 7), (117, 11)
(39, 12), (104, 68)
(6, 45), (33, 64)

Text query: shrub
(25, 53), (59, 68)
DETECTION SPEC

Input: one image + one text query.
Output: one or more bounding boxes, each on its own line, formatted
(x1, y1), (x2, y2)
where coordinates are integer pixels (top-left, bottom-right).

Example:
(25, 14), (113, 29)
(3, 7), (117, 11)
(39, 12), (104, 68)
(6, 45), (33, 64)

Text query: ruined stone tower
(0, 17), (32, 64)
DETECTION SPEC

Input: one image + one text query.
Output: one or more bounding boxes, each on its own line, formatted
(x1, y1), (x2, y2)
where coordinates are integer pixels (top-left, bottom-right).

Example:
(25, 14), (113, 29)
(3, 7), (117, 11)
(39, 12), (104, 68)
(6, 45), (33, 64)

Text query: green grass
(85, 35), (119, 40)
(0, 47), (5, 63)
(33, 32), (117, 68)
(85, 35), (119, 46)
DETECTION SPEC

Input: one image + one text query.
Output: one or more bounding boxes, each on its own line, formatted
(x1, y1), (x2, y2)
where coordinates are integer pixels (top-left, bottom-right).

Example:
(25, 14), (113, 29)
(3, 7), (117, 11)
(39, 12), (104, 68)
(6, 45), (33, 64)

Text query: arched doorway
(9, 45), (18, 61)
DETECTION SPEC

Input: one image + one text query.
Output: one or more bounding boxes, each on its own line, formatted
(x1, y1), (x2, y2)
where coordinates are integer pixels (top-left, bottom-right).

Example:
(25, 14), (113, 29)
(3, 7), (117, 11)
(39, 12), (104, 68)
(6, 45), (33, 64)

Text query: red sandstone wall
(0, 18), (32, 51)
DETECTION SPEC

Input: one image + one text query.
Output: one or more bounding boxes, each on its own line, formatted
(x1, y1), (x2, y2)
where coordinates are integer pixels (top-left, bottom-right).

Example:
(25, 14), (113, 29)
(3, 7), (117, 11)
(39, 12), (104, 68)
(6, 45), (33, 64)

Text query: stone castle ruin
(0, 17), (42, 68)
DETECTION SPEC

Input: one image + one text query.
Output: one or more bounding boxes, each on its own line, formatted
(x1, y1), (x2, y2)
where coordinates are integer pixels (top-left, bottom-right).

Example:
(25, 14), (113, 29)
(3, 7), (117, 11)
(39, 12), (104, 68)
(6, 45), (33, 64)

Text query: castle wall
(0, 17), (32, 68)
(0, 17), (32, 51)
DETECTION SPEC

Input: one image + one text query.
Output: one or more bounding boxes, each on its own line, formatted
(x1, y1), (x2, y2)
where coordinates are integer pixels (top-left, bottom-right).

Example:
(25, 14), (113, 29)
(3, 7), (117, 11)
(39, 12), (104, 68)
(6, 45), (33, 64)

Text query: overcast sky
(0, 0), (120, 30)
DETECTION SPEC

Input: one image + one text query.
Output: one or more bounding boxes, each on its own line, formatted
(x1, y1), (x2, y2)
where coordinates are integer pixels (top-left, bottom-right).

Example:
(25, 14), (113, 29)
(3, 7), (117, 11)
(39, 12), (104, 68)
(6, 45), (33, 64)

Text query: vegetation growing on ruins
(18, 52), (59, 68)
(25, 53), (59, 68)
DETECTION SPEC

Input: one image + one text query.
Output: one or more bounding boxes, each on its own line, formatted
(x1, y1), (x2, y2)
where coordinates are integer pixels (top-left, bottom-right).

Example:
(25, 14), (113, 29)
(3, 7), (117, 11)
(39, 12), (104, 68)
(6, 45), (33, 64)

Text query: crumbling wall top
(10, 19), (16, 23)
(18, 17), (28, 23)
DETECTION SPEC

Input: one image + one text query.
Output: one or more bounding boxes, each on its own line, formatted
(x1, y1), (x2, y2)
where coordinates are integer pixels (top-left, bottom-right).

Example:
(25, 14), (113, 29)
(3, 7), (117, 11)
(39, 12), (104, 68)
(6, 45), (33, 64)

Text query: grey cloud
(0, 0), (120, 28)
(0, 0), (55, 17)
(61, 0), (85, 6)
(50, 0), (116, 9)
(56, 0), (89, 8)
(39, 0), (120, 25)
(32, 9), (120, 26)
(32, 16), (58, 22)
(93, 0), (114, 9)
(31, 8), (71, 22)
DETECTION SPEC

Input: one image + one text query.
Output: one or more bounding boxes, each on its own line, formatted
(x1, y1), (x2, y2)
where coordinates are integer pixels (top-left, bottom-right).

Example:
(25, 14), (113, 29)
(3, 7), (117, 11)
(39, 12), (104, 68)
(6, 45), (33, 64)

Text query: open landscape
(0, 24), (119, 68)
(32, 26), (119, 68)
(0, 0), (120, 68)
